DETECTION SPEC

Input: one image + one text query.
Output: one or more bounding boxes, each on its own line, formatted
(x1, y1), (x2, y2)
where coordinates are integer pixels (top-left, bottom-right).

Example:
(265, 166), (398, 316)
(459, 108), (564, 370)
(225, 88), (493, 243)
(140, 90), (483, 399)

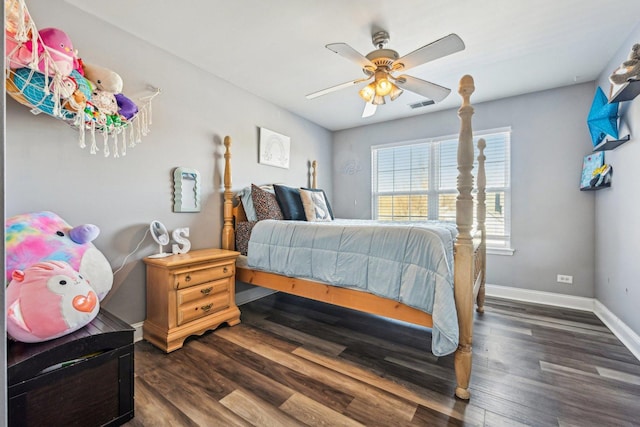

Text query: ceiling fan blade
(306, 77), (370, 99)
(394, 75), (451, 102)
(326, 43), (376, 72)
(362, 102), (377, 118)
(392, 33), (465, 71)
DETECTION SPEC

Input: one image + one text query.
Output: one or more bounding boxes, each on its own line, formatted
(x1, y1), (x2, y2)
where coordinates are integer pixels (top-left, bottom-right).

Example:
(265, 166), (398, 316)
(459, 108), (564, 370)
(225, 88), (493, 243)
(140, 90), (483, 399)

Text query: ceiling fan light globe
(376, 78), (393, 96)
(373, 95), (386, 105)
(389, 84), (403, 101)
(359, 84), (376, 103)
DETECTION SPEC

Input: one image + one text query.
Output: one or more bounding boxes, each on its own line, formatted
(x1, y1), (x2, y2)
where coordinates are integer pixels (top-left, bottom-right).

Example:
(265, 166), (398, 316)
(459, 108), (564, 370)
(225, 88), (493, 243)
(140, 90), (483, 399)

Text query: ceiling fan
(306, 30), (465, 117)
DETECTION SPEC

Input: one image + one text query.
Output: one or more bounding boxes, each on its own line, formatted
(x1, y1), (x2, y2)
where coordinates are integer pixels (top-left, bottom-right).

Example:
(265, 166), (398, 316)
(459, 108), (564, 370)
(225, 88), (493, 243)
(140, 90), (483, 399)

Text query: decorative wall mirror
(173, 167), (201, 212)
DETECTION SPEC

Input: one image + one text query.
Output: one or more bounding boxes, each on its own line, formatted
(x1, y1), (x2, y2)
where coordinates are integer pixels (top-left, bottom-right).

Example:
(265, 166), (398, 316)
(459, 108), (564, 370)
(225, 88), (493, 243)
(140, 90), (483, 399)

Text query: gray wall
(333, 82), (597, 298)
(5, 1), (332, 325)
(594, 25), (640, 335)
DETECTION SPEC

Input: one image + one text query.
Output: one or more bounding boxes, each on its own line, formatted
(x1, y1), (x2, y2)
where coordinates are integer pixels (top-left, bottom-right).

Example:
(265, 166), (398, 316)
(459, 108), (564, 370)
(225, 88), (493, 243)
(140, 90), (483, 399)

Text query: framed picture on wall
(259, 127), (290, 169)
(580, 151), (604, 189)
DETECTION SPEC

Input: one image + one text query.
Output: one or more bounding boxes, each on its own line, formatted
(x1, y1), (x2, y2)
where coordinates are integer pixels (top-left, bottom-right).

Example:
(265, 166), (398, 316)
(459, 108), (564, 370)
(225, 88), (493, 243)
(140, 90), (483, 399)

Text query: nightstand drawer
(174, 263), (234, 289)
(177, 280), (229, 307)
(177, 292), (230, 326)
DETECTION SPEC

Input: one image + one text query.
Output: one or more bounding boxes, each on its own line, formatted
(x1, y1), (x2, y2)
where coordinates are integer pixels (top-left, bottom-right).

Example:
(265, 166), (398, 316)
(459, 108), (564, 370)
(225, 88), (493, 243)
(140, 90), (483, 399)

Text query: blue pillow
(273, 184), (306, 220)
(301, 188), (334, 219)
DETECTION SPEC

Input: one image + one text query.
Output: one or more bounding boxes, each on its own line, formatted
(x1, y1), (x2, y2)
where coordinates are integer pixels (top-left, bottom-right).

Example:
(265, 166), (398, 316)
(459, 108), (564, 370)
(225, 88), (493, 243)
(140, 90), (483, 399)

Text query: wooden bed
(221, 75), (486, 400)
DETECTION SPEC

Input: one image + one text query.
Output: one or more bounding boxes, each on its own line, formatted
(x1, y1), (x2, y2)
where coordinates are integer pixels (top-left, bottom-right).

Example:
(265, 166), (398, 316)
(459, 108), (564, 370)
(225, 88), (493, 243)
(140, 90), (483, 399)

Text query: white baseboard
(131, 321), (144, 343)
(593, 300), (640, 362)
(486, 284), (640, 362)
(485, 284), (595, 311)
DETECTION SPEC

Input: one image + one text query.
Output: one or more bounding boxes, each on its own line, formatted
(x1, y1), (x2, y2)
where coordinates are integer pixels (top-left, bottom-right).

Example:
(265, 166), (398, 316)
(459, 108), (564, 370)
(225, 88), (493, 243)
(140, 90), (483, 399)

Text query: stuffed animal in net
(12, 68), (90, 117)
(83, 62), (124, 94)
(5, 211), (113, 301)
(8, 27), (76, 76)
(610, 43), (640, 85)
(6, 261), (100, 343)
(83, 62), (139, 120)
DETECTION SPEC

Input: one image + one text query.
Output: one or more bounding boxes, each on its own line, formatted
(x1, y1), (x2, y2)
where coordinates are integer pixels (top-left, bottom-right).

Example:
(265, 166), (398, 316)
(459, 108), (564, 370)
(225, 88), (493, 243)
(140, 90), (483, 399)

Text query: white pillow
(299, 189), (332, 222)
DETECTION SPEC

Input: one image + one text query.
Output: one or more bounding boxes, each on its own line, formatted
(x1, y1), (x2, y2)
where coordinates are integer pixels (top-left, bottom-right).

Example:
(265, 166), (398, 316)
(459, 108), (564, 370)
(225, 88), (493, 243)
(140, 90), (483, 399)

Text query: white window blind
(372, 128), (511, 250)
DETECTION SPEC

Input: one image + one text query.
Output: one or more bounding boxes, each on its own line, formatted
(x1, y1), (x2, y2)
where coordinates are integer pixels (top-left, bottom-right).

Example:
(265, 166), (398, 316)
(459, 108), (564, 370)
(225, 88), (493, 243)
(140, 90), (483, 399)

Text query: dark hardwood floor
(125, 294), (640, 426)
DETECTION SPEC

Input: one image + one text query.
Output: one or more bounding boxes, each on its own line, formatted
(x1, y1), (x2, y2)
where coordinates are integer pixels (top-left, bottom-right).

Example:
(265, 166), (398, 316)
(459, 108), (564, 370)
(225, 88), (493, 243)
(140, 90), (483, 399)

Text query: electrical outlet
(557, 274), (573, 284)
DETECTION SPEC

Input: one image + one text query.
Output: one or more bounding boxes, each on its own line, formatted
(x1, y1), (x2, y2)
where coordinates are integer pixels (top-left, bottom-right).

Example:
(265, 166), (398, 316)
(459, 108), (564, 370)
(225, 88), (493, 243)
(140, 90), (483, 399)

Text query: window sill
(487, 247), (515, 256)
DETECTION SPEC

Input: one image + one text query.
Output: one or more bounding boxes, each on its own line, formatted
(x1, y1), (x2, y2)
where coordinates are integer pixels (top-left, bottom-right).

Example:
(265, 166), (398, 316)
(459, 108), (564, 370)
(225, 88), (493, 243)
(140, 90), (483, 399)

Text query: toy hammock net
(4, 0), (160, 158)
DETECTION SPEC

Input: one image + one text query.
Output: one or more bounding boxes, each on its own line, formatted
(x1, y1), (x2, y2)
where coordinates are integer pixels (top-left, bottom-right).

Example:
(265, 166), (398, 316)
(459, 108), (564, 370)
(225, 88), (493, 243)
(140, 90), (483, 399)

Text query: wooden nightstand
(143, 248), (240, 352)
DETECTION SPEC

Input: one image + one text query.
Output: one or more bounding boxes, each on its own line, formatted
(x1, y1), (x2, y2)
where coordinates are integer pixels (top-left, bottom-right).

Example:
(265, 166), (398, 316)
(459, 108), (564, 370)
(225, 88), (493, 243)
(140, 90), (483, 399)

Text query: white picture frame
(259, 127), (290, 169)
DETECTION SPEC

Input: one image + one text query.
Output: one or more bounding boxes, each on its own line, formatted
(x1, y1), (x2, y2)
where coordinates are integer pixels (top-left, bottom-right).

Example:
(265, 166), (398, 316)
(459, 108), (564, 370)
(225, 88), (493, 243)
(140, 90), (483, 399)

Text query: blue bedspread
(247, 219), (459, 356)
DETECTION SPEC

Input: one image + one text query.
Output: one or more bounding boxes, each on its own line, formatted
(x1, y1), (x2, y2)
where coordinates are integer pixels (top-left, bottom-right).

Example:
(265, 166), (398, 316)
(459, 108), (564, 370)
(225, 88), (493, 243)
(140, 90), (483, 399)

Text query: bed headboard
(221, 139), (318, 251)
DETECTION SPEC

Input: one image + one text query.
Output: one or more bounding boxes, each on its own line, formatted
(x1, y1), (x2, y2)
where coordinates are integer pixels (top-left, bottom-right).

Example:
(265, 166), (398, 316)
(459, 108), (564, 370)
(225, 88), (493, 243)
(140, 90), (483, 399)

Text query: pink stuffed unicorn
(6, 261), (100, 343)
(5, 211), (113, 301)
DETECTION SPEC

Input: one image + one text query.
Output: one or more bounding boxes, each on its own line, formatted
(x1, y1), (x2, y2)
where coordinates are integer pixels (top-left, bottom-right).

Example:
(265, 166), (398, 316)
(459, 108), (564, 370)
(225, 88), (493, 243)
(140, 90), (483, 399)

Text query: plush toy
(115, 93), (139, 120)
(6, 261), (99, 343)
(5, 76), (31, 108)
(73, 54), (85, 76)
(5, 1), (35, 69)
(90, 89), (119, 115)
(83, 62), (124, 94)
(11, 68), (87, 118)
(10, 27), (76, 76)
(61, 70), (92, 113)
(5, 211), (113, 301)
(12, 67), (75, 118)
(5, 0), (32, 36)
(610, 44), (640, 85)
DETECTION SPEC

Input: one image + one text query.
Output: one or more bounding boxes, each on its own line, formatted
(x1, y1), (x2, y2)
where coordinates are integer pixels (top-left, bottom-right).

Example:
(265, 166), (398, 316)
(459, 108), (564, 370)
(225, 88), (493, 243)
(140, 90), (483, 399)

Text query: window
(371, 128), (511, 252)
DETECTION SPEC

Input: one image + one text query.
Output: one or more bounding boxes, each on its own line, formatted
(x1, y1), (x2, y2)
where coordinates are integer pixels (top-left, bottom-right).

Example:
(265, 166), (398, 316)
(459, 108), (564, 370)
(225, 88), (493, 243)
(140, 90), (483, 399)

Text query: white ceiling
(64, 0), (640, 131)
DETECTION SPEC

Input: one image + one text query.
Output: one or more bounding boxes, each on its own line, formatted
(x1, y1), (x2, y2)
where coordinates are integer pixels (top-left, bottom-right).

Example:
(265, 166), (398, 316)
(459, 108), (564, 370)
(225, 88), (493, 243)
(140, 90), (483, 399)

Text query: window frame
(371, 127), (513, 254)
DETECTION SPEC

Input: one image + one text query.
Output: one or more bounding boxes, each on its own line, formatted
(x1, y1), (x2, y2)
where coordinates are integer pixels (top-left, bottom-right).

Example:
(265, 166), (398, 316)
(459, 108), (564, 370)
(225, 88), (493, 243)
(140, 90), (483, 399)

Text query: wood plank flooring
(125, 294), (640, 426)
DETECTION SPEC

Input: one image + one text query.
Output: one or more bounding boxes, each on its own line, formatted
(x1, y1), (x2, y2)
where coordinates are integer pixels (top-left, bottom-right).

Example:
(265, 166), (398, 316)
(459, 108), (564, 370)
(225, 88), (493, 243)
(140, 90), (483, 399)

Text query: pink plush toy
(10, 27), (76, 76)
(6, 261), (100, 343)
(5, 211), (113, 301)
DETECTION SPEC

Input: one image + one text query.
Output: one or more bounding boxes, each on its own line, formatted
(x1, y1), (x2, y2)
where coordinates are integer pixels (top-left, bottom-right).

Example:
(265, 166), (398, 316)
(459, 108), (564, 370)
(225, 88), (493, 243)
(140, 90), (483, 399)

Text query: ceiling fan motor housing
(364, 49), (399, 76)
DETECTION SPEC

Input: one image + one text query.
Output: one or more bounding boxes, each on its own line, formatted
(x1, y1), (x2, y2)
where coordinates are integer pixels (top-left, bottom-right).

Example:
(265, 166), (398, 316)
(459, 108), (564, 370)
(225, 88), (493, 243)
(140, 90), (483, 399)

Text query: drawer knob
(185, 274), (191, 282)
(201, 303), (213, 312)
(200, 287), (213, 295)
(223, 267), (228, 273)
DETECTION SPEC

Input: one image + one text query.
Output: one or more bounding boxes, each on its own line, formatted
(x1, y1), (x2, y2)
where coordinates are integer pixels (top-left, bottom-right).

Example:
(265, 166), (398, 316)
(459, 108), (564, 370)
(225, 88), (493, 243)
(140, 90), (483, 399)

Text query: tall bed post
(222, 136), (235, 251)
(311, 160), (318, 189)
(454, 75), (476, 400)
(476, 139), (487, 313)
